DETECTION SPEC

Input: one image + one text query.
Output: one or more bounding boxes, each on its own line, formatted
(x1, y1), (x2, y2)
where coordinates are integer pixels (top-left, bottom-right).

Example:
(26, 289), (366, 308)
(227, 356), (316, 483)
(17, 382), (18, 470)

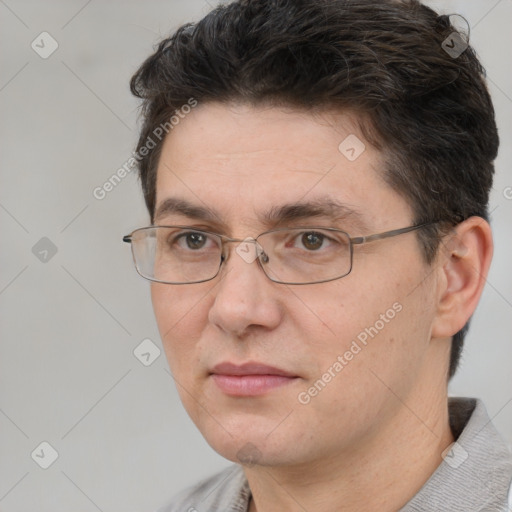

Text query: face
(150, 102), (440, 468)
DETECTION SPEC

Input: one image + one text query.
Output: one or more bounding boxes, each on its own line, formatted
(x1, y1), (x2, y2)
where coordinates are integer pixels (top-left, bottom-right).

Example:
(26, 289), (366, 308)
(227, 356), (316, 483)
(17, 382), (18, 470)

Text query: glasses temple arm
(350, 223), (435, 245)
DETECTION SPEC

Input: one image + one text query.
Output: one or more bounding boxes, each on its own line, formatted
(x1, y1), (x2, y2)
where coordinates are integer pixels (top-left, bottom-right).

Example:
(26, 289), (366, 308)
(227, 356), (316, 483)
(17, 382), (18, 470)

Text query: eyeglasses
(123, 223), (436, 285)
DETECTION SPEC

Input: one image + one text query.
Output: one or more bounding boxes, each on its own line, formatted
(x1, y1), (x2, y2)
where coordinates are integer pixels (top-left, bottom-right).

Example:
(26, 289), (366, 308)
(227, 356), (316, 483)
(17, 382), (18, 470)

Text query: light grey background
(0, 1), (510, 511)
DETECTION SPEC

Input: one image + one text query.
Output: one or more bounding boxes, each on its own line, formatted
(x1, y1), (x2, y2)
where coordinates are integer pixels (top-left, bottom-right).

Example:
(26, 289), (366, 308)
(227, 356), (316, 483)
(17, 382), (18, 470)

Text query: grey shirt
(157, 398), (512, 511)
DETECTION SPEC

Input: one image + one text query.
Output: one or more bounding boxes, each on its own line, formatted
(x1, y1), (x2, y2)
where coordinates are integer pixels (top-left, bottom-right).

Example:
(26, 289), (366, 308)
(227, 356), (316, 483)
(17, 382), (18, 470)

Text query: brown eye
(183, 232), (207, 249)
(172, 231), (215, 251)
(301, 232), (324, 250)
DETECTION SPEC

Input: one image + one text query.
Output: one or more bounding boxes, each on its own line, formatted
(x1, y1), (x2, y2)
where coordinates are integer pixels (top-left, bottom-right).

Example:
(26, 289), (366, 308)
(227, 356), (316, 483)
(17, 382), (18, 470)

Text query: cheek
(289, 276), (400, 349)
(288, 301), (429, 446)
(151, 285), (216, 430)
(150, 283), (208, 373)
(150, 282), (210, 331)
(294, 267), (433, 378)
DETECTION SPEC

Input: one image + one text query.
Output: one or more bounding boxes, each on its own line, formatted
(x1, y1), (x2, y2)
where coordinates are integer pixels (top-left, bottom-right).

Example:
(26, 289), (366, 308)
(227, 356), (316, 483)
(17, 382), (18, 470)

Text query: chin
(194, 412), (310, 467)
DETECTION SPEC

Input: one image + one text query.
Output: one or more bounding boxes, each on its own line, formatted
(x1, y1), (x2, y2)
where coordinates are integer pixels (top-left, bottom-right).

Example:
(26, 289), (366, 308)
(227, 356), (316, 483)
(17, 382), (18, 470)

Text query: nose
(207, 239), (282, 337)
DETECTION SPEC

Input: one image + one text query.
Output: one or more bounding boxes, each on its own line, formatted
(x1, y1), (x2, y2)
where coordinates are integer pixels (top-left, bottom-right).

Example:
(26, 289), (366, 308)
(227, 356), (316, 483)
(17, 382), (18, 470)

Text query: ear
(431, 216), (493, 339)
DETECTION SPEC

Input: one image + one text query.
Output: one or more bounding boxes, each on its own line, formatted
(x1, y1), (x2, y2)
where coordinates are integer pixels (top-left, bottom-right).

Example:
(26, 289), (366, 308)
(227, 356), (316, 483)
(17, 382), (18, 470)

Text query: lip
(210, 361), (299, 396)
(211, 362), (296, 377)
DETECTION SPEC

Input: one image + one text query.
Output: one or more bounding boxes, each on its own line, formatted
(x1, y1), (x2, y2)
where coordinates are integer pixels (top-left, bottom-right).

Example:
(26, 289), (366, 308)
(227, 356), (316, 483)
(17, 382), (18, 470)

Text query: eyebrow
(154, 196), (369, 232)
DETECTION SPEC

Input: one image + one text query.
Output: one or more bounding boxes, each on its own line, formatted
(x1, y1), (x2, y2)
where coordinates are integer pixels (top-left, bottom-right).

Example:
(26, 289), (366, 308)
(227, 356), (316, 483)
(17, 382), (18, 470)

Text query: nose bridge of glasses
(222, 236), (268, 264)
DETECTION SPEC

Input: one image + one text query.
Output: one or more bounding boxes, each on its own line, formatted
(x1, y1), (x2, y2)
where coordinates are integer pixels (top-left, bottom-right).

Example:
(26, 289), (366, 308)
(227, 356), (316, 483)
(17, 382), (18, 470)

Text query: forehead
(154, 102), (411, 231)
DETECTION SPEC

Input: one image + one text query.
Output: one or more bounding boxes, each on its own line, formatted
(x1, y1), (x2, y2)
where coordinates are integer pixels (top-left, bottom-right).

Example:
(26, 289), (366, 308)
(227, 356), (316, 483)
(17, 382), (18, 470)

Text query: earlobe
(431, 217), (493, 339)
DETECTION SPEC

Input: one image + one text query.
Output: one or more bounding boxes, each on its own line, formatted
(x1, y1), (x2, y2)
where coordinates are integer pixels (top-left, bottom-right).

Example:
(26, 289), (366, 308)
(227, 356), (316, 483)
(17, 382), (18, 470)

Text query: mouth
(210, 361), (300, 396)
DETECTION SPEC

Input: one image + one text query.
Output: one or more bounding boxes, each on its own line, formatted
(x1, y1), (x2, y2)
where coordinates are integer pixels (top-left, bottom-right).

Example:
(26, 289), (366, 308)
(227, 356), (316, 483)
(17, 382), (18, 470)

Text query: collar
(399, 397), (512, 511)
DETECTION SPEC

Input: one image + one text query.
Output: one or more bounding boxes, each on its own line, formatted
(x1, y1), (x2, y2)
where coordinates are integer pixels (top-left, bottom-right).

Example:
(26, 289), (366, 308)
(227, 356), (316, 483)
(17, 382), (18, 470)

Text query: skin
(150, 102), (493, 511)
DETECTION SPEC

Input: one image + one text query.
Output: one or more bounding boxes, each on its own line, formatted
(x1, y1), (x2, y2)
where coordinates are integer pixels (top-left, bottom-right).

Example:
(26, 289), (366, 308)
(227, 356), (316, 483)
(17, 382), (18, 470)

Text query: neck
(246, 366), (454, 511)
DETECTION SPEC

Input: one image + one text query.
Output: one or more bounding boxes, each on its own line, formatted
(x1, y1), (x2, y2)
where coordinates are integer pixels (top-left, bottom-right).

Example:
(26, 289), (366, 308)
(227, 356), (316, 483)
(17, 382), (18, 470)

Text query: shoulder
(155, 464), (250, 512)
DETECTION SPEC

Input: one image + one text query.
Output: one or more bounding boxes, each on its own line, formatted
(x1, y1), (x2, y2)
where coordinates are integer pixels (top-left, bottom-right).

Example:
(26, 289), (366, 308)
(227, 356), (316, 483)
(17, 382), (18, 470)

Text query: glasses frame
(123, 222), (438, 285)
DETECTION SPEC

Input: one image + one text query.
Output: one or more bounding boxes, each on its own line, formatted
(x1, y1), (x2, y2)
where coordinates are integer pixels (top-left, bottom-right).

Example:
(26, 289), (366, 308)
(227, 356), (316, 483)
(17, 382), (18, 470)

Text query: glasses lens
(258, 228), (352, 284)
(131, 227), (222, 283)
(129, 226), (352, 284)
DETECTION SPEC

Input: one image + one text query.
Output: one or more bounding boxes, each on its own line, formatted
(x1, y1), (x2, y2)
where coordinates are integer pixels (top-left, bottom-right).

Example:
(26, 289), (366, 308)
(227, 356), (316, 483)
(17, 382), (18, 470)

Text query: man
(123, 0), (512, 510)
